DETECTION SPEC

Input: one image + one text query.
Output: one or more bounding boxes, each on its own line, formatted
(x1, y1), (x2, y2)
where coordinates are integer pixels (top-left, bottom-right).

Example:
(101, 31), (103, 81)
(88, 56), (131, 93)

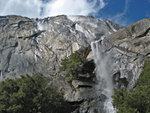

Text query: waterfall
(26, 62), (29, 73)
(0, 71), (2, 81)
(91, 40), (116, 113)
(34, 47), (38, 63)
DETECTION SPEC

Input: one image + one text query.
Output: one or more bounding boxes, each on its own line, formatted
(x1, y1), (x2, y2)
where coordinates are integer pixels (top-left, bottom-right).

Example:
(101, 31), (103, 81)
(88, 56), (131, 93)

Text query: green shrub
(0, 74), (74, 113)
(112, 60), (150, 113)
(60, 51), (86, 79)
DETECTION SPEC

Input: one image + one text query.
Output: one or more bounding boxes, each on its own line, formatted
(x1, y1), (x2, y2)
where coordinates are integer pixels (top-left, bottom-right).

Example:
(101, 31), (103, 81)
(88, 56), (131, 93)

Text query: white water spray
(0, 71), (3, 81)
(91, 40), (116, 113)
(34, 47), (38, 63)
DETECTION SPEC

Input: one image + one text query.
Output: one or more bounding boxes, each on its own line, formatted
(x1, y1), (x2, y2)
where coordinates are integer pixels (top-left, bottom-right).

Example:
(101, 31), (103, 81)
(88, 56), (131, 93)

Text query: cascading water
(91, 39), (116, 113)
(0, 71), (3, 81)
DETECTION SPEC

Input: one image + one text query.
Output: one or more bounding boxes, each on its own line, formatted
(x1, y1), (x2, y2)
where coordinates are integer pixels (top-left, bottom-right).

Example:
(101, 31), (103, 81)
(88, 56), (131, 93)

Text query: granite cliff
(0, 15), (150, 113)
(0, 15), (120, 79)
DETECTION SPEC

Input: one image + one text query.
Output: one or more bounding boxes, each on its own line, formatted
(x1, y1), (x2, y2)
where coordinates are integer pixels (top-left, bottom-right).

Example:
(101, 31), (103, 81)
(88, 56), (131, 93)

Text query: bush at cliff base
(0, 74), (74, 113)
(112, 60), (150, 113)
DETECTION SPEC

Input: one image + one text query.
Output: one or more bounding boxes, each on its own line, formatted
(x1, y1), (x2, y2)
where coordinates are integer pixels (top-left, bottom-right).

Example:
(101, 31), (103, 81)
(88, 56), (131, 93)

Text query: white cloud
(0, 0), (106, 18)
(0, 0), (42, 18)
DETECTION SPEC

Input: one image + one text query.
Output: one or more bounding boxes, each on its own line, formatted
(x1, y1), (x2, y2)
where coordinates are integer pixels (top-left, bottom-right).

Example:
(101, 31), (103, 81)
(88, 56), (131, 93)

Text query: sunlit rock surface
(105, 19), (150, 89)
(1, 15), (150, 113)
(0, 15), (119, 79)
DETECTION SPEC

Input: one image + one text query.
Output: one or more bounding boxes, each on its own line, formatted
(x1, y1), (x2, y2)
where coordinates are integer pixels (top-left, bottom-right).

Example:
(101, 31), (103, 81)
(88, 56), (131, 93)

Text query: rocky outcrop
(0, 15), (120, 80)
(49, 71), (106, 113)
(0, 15), (120, 113)
(102, 18), (150, 89)
(64, 18), (150, 112)
(1, 15), (150, 113)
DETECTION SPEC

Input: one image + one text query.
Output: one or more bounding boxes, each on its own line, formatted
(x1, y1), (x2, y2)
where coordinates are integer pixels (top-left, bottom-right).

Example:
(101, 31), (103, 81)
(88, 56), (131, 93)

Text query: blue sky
(0, 0), (150, 26)
(97, 0), (150, 25)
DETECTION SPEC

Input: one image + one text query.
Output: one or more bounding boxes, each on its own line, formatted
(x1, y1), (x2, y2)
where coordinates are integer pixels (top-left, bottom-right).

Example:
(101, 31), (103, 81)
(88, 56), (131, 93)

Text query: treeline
(0, 74), (74, 113)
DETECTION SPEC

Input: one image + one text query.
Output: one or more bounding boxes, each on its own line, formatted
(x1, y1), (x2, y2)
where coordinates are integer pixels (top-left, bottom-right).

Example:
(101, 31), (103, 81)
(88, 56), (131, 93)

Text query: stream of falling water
(0, 71), (3, 81)
(91, 40), (116, 113)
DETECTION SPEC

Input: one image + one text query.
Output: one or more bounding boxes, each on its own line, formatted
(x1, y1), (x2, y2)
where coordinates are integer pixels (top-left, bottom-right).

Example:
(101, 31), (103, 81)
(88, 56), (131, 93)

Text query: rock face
(104, 18), (150, 89)
(0, 15), (120, 80)
(1, 15), (150, 113)
(52, 18), (150, 113)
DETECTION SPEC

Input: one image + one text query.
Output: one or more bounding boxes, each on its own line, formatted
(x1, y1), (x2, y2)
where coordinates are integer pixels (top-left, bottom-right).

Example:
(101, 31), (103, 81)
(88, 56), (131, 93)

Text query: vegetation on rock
(60, 51), (86, 81)
(0, 74), (74, 113)
(112, 60), (150, 113)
